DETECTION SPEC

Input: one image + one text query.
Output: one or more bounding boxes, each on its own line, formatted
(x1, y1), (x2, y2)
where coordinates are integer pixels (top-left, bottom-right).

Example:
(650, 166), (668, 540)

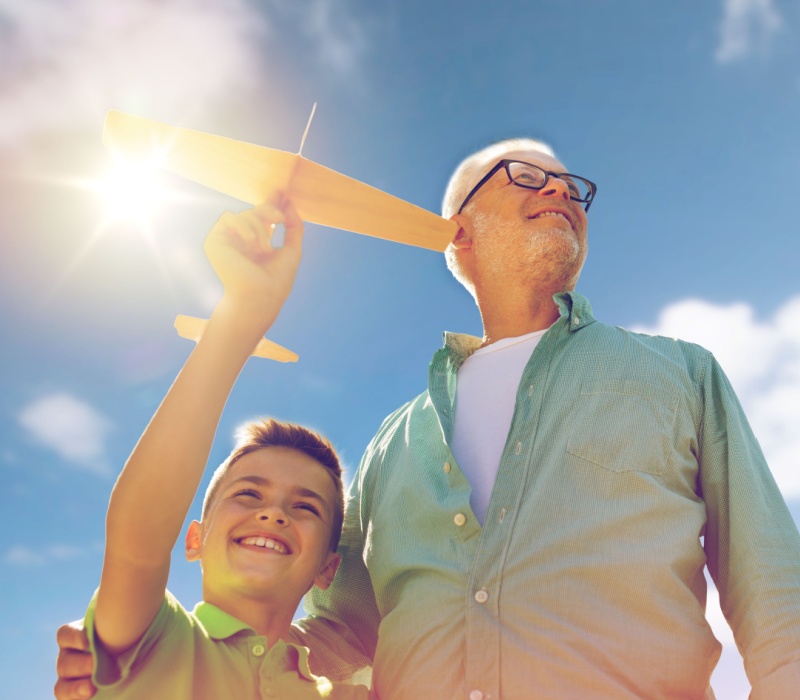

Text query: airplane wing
(103, 110), (456, 251)
(105, 110), (456, 361)
(174, 316), (299, 363)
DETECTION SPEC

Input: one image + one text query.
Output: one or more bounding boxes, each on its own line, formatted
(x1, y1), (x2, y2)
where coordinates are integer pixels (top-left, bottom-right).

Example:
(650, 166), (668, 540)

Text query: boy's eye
(295, 502), (320, 516)
(234, 489), (260, 499)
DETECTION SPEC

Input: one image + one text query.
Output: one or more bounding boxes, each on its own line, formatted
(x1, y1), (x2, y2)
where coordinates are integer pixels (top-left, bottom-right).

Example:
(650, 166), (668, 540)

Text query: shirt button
(443, 461), (451, 474)
(527, 384), (533, 397)
(474, 589), (489, 604)
(514, 441), (522, 455)
(469, 691), (484, 700)
(573, 315), (580, 326)
(454, 513), (467, 527)
(251, 644), (265, 657)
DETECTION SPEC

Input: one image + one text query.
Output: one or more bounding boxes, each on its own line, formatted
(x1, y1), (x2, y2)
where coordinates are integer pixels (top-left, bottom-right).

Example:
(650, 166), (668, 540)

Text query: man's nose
(539, 175), (571, 201)
(258, 504), (288, 526)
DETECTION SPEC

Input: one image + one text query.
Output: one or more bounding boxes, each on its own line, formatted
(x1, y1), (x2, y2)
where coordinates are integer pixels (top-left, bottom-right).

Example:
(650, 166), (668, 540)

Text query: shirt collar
(441, 290), (595, 362)
(553, 290), (595, 332)
(191, 602), (316, 680)
(193, 601), (253, 640)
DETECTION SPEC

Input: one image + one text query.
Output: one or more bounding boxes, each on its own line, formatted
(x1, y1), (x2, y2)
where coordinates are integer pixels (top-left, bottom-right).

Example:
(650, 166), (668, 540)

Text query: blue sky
(1, 1), (799, 698)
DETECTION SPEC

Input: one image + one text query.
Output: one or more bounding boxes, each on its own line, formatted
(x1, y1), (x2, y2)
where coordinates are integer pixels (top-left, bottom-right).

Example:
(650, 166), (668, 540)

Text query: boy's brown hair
(202, 418), (345, 551)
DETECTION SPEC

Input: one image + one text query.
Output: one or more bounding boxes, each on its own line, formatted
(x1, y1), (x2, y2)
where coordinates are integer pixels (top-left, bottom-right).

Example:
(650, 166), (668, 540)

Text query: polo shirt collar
(193, 601), (253, 640)
(191, 602), (316, 681)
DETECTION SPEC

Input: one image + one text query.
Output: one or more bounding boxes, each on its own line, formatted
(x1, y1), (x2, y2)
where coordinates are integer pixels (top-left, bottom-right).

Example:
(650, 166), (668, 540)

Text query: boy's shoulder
(84, 589), (197, 689)
(84, 590), (369, 698)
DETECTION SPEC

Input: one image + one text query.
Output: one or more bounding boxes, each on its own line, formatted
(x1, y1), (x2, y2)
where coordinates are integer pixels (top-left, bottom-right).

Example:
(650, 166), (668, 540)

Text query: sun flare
(99, 157), (167, 226)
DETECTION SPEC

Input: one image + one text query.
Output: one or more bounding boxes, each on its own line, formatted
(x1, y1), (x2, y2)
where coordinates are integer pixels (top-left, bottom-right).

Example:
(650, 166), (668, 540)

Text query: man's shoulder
(561, 292), (715, 364)
(569, 319), (718, 397)
(370, 391), (431, 444)
(586, 319), (714, 363)
(355, 389), (438, 472)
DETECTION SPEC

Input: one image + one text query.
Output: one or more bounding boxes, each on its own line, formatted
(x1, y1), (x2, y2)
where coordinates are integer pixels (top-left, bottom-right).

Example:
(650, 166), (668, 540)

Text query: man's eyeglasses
(457, 159), (597, 214)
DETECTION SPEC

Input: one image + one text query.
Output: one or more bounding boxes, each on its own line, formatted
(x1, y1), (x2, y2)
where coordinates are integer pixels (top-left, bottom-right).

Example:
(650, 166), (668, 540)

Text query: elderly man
(56, 139), (800, 699)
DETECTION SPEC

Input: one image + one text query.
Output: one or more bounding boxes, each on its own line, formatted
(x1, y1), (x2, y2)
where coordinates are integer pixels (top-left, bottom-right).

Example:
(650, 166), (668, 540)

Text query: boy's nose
(258, 506), (287, 525)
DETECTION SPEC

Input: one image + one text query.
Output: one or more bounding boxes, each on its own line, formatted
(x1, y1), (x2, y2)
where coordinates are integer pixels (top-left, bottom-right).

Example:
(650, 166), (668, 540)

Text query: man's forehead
(494, 148), (566, 172)
(466, 148), (567, 193)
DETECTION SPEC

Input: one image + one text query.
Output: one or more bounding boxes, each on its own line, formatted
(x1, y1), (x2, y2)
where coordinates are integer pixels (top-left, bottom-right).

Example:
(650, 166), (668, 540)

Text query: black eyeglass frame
(456, 159), (597, 214)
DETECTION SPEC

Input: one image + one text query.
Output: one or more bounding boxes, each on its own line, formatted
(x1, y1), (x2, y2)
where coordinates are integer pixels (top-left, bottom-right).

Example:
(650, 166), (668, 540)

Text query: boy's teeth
(240, 536), (287, 554)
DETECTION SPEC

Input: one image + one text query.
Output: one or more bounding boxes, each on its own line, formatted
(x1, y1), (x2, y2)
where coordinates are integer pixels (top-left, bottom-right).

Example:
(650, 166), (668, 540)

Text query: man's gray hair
(440, 137), (556, 220)
(442, 138), (556, 298)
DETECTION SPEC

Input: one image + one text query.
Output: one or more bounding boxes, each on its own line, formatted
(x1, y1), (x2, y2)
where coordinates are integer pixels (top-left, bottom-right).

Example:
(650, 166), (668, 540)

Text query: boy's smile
(186, 446), (341, 614)
(237, 535), (290, 554)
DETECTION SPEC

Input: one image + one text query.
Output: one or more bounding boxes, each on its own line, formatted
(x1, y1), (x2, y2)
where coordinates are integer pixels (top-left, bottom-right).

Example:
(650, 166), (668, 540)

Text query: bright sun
(99, 157), (167, 226)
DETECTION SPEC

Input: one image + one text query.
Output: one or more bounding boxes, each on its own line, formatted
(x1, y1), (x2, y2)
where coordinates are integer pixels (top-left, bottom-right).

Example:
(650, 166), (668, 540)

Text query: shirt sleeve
(698, 353), (800, 697)
(84, 590), (175, 687)
(290, 448), (381, 681)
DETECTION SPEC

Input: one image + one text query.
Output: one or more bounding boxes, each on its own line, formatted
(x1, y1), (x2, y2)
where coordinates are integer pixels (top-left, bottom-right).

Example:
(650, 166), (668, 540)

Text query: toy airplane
(173, 315), (299, 363)
(103, 108), (456, 362)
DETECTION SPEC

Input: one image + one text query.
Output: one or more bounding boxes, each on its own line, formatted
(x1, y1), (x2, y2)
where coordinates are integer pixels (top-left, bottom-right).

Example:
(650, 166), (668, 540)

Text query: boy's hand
(204, 197), (304, 331)
(54, 621), (95, 699)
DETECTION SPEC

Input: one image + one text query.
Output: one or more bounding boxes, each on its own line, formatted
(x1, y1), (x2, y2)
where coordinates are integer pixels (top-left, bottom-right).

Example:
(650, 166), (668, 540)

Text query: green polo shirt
(85, 590), (368, 699)
(295, 291), (800, 700)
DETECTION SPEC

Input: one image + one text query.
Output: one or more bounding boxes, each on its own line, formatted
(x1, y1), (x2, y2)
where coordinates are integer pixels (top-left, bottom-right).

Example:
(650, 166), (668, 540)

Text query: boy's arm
(94, 199), (304, 656)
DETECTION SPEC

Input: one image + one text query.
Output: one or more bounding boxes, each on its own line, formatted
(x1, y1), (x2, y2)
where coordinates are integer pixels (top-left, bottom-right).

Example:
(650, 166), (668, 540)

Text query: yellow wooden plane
(103, 109), (456, 362)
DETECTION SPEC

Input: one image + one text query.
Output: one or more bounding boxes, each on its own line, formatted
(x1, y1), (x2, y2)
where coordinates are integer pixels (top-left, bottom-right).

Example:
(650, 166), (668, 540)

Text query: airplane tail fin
(174, 315), (299, 363)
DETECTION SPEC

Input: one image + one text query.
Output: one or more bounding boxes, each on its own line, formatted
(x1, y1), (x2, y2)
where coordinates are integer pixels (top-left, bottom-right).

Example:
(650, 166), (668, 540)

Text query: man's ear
(448, 213), (474, 251)
(312, 552), (341, 591)
(185, 520), (203, 562)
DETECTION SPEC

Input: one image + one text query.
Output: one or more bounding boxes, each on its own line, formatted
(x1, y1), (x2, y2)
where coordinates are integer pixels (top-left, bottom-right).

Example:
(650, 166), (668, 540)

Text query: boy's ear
(312, 552), (341, 591)
(185, 520), (203, 562)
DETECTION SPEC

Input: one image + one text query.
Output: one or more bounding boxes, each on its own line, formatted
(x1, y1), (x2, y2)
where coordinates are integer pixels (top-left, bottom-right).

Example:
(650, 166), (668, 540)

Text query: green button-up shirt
(86, 590), (368, 699)
(296, 291), (800, 700)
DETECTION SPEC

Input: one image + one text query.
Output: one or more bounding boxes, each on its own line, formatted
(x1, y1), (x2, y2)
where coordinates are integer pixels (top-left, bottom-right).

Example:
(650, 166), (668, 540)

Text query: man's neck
(477, 284), (563, 346)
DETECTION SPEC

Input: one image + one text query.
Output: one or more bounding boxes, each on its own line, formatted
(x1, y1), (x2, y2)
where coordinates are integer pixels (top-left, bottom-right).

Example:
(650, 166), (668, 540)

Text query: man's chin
(526, 241), (586, 291)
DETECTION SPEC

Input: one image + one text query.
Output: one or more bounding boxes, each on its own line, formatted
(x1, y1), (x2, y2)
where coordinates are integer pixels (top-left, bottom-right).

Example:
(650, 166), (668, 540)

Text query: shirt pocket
(566, 379), (678, 476)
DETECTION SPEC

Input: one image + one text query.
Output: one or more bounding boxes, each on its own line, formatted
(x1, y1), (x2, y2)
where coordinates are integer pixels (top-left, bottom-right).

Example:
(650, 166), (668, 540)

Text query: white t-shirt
(450, 329), (547, 524)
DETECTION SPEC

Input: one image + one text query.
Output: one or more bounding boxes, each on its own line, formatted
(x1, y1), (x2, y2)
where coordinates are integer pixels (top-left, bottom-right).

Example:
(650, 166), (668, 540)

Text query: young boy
(83, 198), (368, 698)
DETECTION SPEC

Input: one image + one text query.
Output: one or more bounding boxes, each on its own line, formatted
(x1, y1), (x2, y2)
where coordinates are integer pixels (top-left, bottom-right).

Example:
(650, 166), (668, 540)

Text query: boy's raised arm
(94, 198), (304, 656)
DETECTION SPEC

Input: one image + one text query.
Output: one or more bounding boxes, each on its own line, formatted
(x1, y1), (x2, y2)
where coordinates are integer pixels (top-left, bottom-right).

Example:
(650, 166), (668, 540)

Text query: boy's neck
(204, 590), (299, 646)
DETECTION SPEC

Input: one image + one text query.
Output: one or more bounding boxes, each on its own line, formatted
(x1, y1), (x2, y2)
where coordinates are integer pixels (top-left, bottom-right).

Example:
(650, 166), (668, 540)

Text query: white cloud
(3, 543), (91, 567)
(266, 0), (369, 79)
(303, 0), (369, 76)
(3, 546), (45, 567)
(50, 543), (92, 560)
(18, 392), (113, 476)
(716, 0), (782, 64)
(0, 0), (269, 150)
(632, 296), (800, 498)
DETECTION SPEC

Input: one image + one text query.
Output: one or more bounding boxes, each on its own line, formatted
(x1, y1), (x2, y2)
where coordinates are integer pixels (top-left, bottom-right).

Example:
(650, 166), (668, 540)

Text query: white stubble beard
(470, 208), (587, 292)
